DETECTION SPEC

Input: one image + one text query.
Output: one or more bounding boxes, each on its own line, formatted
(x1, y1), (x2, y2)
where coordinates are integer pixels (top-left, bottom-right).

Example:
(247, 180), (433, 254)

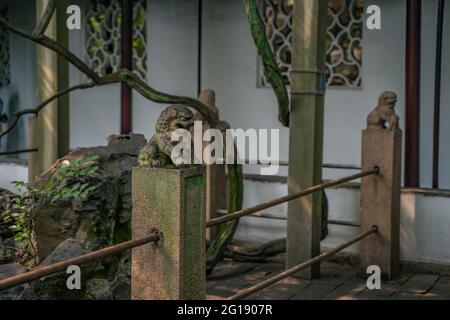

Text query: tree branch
(0, 17), (102, 82)
(33, 0), (58, 36)
(243, 0), (290, 127)
(101, 70), (217, 126)
(0, 9), (219, 137)
(0, 82), (95, 140)
(0, 4), (241, 274)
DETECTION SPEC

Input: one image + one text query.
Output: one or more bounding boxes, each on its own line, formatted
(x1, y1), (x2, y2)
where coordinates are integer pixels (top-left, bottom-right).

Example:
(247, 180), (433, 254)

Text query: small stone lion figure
(367, 91), (399, 130)
(138, 105), (194, 167)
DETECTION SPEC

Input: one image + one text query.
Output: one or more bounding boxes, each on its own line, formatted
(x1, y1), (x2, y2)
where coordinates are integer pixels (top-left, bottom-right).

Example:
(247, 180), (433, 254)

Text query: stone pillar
(131, 166), (206, 300)
(360, 93), (402, 279)
(287, 0), (327, 279)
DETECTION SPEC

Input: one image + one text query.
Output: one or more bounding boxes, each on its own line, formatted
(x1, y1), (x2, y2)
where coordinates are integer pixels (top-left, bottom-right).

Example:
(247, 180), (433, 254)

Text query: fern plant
(2, 156), (100, 266)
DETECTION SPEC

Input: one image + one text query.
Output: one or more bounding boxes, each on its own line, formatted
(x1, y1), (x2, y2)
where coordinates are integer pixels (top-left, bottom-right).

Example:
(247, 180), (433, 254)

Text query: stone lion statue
(367, 91), (399, 130)
(138, 104), (194, 168)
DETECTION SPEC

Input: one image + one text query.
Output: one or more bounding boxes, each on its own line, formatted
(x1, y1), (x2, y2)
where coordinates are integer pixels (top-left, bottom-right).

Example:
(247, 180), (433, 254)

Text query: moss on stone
(114, 220), (131, 244)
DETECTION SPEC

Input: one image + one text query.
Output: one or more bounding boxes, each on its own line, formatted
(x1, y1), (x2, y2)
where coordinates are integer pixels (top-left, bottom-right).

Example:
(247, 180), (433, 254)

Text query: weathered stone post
(131, 166), (206, 300)
(360, 92), (402, 279)
(287, 0), (328, 279)
(197, 89), (228, 242)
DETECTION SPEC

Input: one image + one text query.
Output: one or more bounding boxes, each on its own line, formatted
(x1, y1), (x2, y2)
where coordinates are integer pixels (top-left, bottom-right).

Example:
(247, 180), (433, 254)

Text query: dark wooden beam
(433, 0), (445, 189)
(197, 0), (202, 96)
(405, 0), (421, 187)
(121, 0), (133, 134)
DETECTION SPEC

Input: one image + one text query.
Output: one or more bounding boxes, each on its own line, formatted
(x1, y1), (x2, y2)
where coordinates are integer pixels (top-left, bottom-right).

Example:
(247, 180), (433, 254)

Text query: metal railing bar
(206, 168), (379, 228)
(227, 225), (378, 300)
(328, 219), (360, 227)
(216, 209), (360, 227)
(219, 158), (361, 170)
(0, 233), (160, 292)
(0, 148), (38, 156)
(323, 163), (362, 170)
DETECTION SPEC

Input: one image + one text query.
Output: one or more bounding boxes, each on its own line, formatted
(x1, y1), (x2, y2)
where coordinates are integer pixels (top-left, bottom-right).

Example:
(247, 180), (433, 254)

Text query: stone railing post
(360, 91), (402, 280)
(131, 166), (206, 300)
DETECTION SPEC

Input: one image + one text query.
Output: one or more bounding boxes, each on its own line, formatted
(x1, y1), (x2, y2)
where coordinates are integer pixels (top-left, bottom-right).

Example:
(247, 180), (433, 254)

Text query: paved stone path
(206, 260), (449, 300)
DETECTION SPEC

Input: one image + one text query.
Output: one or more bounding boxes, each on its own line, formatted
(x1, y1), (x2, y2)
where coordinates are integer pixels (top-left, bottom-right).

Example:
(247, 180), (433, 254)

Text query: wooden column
(131, 167), (206, 300)
(287, 0), (327, 279)
(432, 0), (445, 189)
(32, 0), (69, 181)
(120, 0), (133, 134)
(405, 0), (421, 187)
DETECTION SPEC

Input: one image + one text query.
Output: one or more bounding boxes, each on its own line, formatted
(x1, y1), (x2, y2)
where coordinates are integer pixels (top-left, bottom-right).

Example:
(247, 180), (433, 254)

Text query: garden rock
(29, 134), (146, 299)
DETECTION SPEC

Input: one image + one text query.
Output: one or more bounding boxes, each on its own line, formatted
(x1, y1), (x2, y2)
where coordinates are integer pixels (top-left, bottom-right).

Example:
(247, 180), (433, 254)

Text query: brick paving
(206, 260), (448, 300)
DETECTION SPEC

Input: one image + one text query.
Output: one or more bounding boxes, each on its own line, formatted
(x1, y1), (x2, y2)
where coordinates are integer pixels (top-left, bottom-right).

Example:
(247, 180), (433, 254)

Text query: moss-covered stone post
(131, 166), (206, 300)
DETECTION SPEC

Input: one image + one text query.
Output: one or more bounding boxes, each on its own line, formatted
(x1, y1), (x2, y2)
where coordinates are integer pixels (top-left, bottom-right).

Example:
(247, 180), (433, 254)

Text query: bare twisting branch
(100, 69), (217, 126)
(18, 82), (96, 117)
(33, 0), (58, 36)
(0, 6), (218, 141)
(0, 82), (95, 140)
(0, 16), (102, 82)
(0, 117), (20, 140)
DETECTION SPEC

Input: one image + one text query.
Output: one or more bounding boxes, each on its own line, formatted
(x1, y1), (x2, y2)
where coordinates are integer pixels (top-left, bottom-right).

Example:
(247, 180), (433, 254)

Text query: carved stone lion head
(378, 91), (397, 109)
(155, 105), (194, 133)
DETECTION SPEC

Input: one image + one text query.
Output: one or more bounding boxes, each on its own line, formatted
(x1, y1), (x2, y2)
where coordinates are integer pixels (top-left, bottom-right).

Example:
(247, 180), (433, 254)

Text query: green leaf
(72, 182), (81, 191)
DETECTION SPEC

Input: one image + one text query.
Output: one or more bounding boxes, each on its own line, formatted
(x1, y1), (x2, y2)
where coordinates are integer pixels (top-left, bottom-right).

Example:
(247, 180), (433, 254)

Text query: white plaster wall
(202, 0), (289, 177)
(401, 190), (450, 264)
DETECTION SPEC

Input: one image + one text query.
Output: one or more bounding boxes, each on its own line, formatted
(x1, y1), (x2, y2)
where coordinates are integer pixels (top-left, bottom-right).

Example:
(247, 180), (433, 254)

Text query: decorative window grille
(260, 0), (363, 88)
(85, 0), (147, 80)
(0, 2), (10, 90)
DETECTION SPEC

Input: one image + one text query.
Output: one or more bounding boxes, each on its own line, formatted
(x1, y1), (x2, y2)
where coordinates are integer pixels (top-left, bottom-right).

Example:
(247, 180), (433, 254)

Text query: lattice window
(260, 0), (363, 88)
(0, 2), (10, 90)
(85, 0), (147, 80)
